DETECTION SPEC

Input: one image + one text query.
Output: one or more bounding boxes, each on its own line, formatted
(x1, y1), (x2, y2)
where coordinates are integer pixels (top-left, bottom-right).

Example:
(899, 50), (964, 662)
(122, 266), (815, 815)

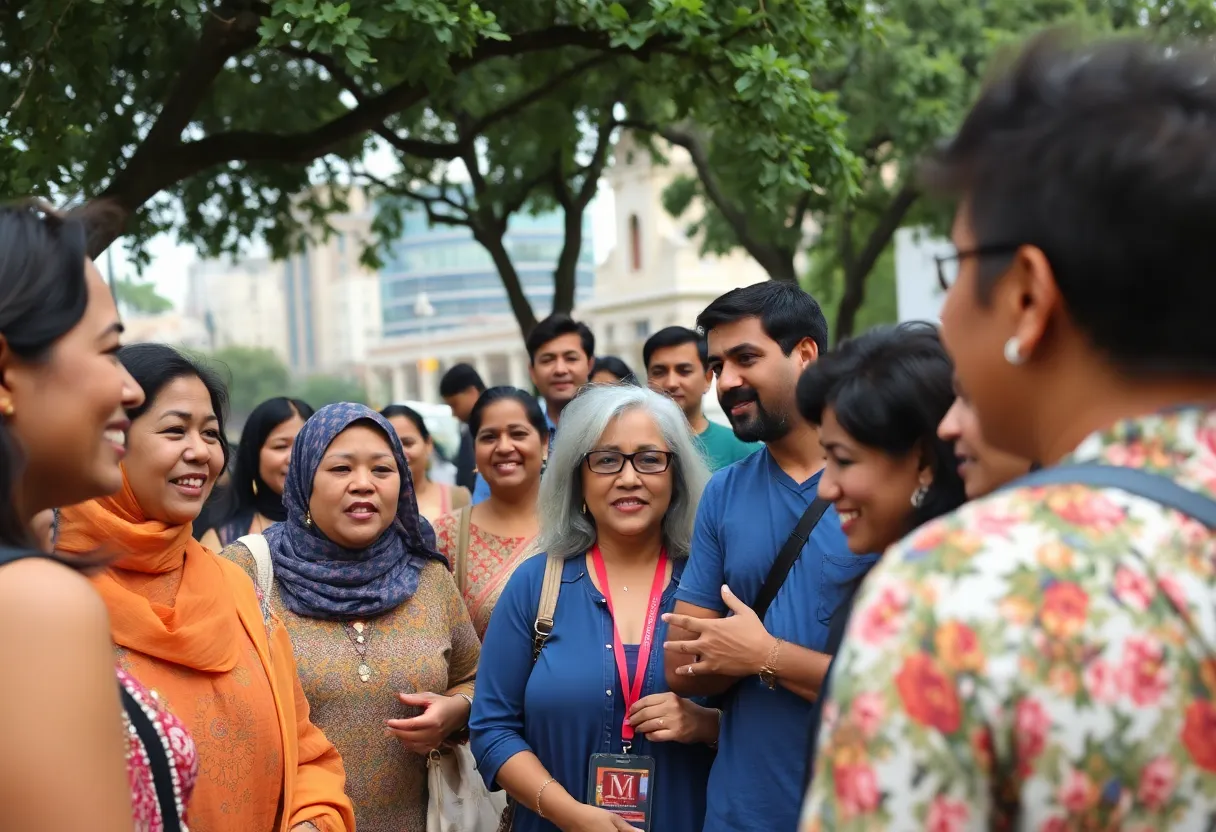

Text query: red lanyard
(591, 544), (668, 753)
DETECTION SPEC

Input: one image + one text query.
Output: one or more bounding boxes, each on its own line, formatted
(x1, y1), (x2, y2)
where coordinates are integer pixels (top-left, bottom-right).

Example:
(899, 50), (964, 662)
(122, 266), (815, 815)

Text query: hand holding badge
(584, 545), (667, 831)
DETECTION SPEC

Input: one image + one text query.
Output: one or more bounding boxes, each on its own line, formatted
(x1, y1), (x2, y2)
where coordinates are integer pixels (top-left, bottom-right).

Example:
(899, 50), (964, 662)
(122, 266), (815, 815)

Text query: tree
(1, 0), (865, 280)
(366, 53), (624, 339)
(295, 374), (368, 408)
(113, 277), (174, 316)
(205, 345), (291, 421)
(644, 0), (1216, 342)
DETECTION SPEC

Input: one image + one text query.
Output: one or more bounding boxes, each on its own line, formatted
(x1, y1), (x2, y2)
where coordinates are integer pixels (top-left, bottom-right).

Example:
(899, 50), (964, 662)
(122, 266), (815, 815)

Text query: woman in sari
(431, 387), (549, 638)
(220, 402), (480, 832)
(58, 343), (355, 832)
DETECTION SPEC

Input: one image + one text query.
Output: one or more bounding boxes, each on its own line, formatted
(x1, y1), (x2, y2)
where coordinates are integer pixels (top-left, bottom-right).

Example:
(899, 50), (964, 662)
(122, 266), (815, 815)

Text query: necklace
(343, 621), (373, 682)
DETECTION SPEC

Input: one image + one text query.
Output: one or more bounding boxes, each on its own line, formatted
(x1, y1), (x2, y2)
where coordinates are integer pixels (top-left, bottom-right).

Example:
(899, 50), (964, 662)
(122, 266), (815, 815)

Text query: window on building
(629, 214), (641, 271)
(633, 319), (650, 339)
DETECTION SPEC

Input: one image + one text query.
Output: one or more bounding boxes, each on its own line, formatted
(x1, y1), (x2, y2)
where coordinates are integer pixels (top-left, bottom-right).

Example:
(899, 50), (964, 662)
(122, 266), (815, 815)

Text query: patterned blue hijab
(263, 402), (444, 620)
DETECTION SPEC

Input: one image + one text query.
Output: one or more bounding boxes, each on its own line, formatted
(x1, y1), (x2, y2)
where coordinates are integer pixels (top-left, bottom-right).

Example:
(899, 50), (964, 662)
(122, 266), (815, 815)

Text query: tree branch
(621, 120), (797, 282)
(834, 182), (920, 340)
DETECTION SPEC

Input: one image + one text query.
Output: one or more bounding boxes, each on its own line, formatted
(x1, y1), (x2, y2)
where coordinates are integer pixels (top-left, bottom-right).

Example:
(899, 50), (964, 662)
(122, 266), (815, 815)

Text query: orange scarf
(56, 468), (242, 672)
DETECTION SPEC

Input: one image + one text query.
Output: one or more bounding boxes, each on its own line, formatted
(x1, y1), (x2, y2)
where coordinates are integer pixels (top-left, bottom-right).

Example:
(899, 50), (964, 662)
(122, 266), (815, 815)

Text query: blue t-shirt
(471, 555), (714, 832)
(676, 449), (878, 832)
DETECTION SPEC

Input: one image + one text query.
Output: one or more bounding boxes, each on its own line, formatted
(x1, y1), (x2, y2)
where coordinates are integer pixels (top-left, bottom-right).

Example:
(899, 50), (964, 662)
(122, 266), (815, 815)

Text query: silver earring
(911, 485), (928, 508)
(1003, 336), (1024, 366)
(581, 503), (587, 515)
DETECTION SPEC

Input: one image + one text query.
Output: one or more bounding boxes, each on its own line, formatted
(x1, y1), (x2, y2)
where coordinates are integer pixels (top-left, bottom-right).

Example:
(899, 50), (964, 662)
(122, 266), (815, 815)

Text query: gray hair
(536, 384), (712, 559)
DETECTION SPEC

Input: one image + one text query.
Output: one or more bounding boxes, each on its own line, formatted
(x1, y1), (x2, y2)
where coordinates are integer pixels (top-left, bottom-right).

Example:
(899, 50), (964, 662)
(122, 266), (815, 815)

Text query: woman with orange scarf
(58, 343), (354, 832)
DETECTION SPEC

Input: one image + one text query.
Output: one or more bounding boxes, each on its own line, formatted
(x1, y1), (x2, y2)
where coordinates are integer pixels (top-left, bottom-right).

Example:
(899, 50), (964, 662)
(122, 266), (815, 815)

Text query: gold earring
(581, 503), (587, 515)
(304, 511), (313, 528)
(0, 400), (13, 417)
(252, 480), (259, 497)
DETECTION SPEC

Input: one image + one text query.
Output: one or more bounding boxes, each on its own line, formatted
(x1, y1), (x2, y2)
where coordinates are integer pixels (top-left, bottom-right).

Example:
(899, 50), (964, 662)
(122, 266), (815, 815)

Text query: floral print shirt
(801, 406), (1216, 831)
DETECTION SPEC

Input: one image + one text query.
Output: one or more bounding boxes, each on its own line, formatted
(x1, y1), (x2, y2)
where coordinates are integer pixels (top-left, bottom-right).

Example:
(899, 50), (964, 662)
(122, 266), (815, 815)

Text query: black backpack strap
(120, 686), (183, 832)
(1005, 463), (1216, 527)
(0, 547), (43, 569)
(752, 497), (831, 623)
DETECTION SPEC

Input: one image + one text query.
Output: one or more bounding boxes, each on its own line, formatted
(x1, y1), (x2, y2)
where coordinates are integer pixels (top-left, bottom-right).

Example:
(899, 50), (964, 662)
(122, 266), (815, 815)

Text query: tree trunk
(474, 227), (539, 341)
(552, 207), (585, 314)
(834, 184), (920, 341)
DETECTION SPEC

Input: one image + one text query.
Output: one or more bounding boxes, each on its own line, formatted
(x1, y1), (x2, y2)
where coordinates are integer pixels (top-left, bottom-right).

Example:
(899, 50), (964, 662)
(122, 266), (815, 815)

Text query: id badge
(586, 753), (655, 831)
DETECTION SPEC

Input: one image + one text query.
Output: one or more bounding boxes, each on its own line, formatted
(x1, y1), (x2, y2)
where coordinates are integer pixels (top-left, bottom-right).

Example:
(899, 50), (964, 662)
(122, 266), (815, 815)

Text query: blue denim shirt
(470, 554), (714, 832)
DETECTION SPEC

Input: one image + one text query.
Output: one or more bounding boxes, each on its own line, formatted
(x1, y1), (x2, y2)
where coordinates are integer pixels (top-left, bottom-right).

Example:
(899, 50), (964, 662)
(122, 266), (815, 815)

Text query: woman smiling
(58, 344), (354, 832)
(471, 385), (717, 832)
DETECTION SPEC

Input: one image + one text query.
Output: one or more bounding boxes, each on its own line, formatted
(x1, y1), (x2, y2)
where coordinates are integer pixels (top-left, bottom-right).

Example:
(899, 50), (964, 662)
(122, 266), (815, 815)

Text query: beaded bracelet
(536, 777), (557, 818)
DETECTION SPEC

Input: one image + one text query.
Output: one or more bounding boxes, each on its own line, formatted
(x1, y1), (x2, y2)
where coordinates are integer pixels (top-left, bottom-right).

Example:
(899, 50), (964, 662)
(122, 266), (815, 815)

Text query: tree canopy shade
(644, 0), (1216, 341)
(0, 0), (866, 284)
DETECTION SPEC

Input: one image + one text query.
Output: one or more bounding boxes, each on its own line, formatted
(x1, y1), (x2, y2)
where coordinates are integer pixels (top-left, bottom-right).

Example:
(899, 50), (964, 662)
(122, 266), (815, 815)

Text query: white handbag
(427, 745), (508, 832)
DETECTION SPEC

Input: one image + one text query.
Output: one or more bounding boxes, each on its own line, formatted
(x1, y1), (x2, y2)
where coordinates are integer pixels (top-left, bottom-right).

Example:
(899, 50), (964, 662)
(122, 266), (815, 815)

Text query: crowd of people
(0, 28), (1213, 832)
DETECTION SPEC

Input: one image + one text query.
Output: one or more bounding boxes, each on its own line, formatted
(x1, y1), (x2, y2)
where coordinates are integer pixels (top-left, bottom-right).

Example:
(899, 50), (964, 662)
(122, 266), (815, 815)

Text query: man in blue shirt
(439, 362), (485, 492)
(663, 282), (878, 832)
(471, 313), (592, 503)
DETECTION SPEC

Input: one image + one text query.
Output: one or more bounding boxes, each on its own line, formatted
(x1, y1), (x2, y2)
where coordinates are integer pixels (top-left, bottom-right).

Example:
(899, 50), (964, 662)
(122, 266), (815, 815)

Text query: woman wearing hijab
(57, 343), (355, 832)
(220, 403), (481, 832)
(201, 396), (315, 550)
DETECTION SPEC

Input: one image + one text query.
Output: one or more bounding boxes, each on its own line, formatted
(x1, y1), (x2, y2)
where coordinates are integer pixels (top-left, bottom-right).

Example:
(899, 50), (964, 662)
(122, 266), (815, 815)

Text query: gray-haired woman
(470, 385), (719, 832)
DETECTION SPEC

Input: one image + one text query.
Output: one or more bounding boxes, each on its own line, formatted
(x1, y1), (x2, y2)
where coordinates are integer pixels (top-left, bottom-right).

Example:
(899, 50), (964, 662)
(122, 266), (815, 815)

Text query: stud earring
(304, 511), (313, 528)
(0, 400), (13, 417)
(910, 484), (928, 508)
(1003, 336), (1025, 366)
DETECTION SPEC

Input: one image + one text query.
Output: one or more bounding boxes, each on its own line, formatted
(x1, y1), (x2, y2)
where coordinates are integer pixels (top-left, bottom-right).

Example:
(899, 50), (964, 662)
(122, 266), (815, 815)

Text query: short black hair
(591, 356), (640, 386)
(796, 322), (966, 528)
(696, 282), (829, 356)
(380, 404), (430, 441)
(439, 363), (485, 398)
(921, 30), (1216, 378)
(643, 326), (709, 371)
(120, 343), (232, 469)
(468, 386), (550, 441)
(526, 314), (595, 365)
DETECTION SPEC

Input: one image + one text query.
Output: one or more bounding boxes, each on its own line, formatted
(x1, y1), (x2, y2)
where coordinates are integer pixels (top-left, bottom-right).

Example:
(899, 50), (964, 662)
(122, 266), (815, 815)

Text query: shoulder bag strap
(531, 554), (565, 662)
(0, 547), (42, 569)
(455, 506), (473, 596)
(752, 497), (832, 623)
(1005, 463), (1216, 528)
(237, 534), (274, 595)
(120, 686), (183, 832)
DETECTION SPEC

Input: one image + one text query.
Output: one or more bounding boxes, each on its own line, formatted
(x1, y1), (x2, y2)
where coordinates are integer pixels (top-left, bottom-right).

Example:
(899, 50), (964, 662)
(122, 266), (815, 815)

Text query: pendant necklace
(343, 621), (373, 682)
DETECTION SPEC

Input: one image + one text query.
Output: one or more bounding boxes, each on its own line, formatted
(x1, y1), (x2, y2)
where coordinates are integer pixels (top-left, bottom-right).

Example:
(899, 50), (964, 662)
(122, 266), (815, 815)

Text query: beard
(719, 386), (791, 443)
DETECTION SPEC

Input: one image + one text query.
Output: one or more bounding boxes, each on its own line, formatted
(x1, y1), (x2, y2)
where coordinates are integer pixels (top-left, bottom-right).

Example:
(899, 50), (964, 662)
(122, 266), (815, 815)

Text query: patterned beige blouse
(432, 510), (539, 639)
(221, 543), (480, 832)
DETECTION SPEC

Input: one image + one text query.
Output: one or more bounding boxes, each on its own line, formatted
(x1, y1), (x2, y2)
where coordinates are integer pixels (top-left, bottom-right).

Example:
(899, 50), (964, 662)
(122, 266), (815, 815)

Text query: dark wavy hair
(0, 203), (90, 549)
(217, 396), (314, 529)
(797, 322), (966, 528)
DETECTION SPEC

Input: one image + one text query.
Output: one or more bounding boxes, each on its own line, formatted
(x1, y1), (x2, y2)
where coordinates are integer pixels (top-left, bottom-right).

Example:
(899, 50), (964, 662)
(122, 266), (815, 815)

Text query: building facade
(365, 131), (772, 406)
(185, 257), (290, 361)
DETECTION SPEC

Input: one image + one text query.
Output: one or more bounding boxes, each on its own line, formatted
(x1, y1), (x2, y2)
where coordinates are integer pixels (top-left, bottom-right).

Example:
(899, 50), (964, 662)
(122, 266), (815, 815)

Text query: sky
(115, 180), (620, 310)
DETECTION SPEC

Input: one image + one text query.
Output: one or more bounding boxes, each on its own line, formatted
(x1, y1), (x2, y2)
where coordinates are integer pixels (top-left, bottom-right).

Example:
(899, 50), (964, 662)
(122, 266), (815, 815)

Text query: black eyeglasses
(933, 244), (1020, 291)
(583, 450), (675, 475)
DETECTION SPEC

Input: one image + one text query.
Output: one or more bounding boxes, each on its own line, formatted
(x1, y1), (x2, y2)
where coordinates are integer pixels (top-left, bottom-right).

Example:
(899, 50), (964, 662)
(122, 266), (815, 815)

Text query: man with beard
(662, 281), (877, 832)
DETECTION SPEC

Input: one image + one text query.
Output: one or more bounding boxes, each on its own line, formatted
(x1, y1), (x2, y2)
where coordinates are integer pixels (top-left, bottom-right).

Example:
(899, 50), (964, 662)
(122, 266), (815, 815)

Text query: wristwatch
(758, 638), (784, 689)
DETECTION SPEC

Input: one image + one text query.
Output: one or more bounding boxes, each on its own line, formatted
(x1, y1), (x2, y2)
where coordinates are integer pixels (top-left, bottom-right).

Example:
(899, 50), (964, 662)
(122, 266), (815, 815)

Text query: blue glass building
(379, 208), (595, 338)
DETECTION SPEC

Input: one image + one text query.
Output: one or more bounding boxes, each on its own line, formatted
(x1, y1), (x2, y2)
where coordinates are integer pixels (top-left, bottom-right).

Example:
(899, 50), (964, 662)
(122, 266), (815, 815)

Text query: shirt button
(606, 690), (612, 696)
(606, 644), (612, 649)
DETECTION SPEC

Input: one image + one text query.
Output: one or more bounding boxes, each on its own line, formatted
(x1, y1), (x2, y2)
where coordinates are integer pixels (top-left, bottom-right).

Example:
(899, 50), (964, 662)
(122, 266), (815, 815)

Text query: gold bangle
(536, 777), (556, 818)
